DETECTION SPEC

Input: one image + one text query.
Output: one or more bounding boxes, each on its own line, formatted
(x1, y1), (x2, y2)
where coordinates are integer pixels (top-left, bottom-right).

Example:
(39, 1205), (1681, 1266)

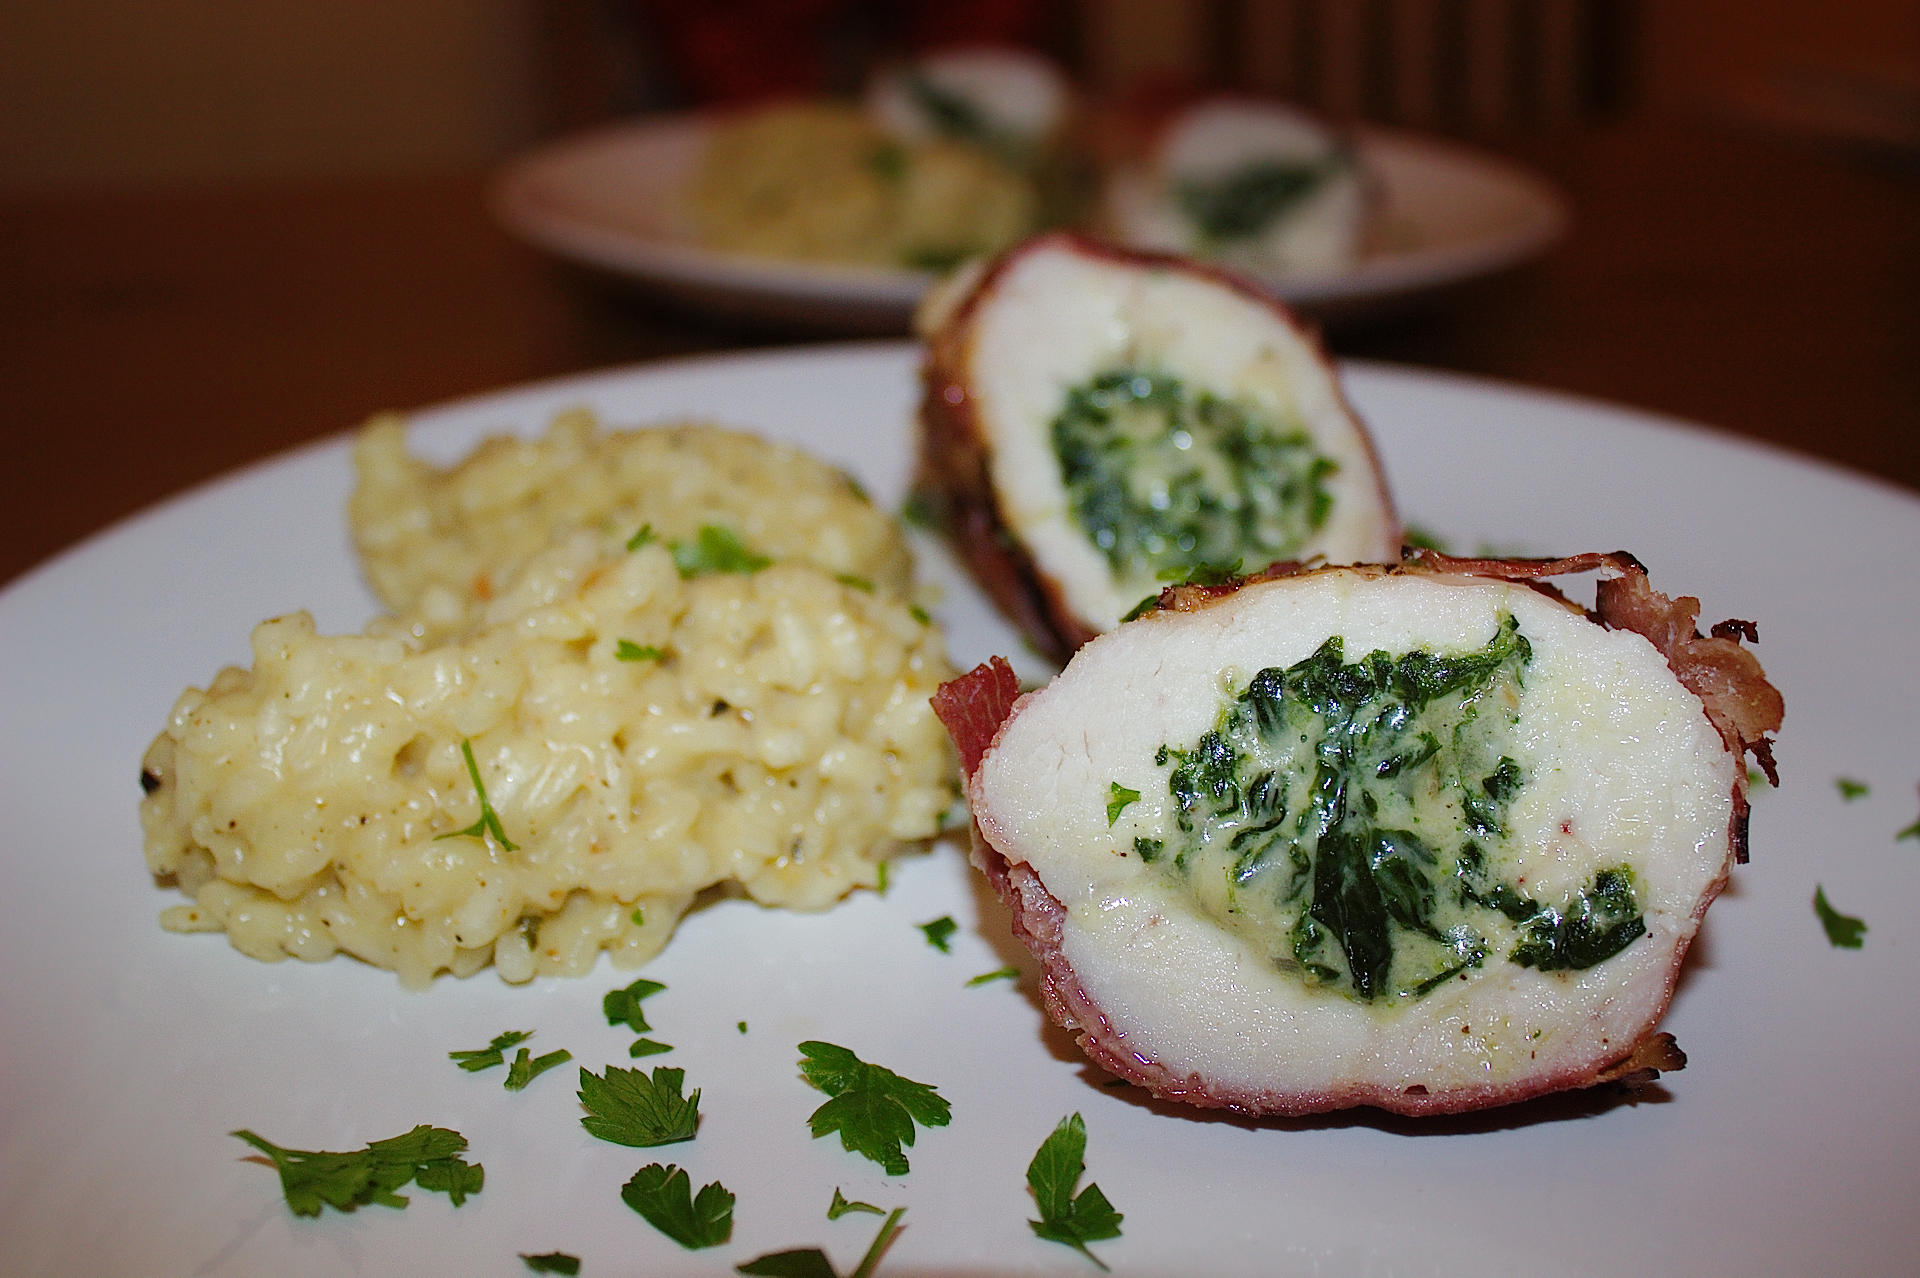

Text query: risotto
(352, 409), (913, 640)
(686, 102), (1037, 271)
(140, 416), (957, 986)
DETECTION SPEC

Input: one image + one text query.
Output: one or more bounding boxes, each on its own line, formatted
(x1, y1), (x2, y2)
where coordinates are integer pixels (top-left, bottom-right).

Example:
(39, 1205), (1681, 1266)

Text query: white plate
(490, 115), (1567, 331)
(3, 345), (1916, 1278)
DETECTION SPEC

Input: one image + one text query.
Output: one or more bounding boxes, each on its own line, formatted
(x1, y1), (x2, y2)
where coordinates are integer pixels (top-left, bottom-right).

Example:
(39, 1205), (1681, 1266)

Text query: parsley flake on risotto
(935, 551), (1782, 1115)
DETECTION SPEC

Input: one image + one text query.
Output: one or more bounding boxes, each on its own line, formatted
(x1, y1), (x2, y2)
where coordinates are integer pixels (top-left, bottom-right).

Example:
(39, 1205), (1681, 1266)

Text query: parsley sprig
(450, 1030), (571, 1089)
(578, 1064), (700, 1146)
(1814, 885), (1867, 948)
(505, 1046), (573, 1090)
(435, 738), (518, 850)
(604, 976), (672, 1056)
(449, 1029), (531, 1072)
(520, 1253), (580, 1274)
(737, 1206), (908, 1278)
(621, 1162), (734, 1249)
(797, 1042), (949, 1175)
(916, 916), (958, 953)
(828, 1188), (886, 1219)
(1026, 1114), (1123, 1270)
(671, 524), (771, 578)
(231, 1125), (482, 1216)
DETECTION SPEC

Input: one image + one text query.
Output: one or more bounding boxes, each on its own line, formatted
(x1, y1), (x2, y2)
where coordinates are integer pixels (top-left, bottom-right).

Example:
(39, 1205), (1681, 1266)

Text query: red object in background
(637, 0), (1053, 104)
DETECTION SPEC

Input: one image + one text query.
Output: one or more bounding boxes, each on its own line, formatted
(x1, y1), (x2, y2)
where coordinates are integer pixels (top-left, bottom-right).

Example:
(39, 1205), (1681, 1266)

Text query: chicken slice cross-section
(936, 554), (1782, 1116)
(918, 233), (1399, 660)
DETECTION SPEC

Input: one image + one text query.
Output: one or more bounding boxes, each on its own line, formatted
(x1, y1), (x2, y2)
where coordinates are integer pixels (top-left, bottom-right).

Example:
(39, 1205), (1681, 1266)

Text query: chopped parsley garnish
(738, 1206), (907, 1278)
(505, 1046), (573, 1091)
(616, 639), (664, 662)
(435, 738), (519, 850)
(577, 1065), (700, 1147)
(605, 977), (666, 1033)
(1026, 1114), (1123, 1270)
(1898, 816), (1920, 843)
(520, 1252), (581, 1274)
(450, 1029), (531, 1072)
(908, 603), (933, 626)
(628, 1038), (674, 1058)
(1814, 885), (1867, 948)
(897, 488), (941, 530)
(797, 1041), (950, 1175)
(1051, 368), (1337, 590)
(836, 573), (875, 592)
(625, 523), (657, 551)
(966, 966), (1019, 987)
(1105, 782), (1140, 826)
(829, 1188), (886, 1219)
(670, 524), (771, 577)
(620, 1163), (733, 1249)
(631, 905), (646, 926)
(231, 1125), (482, 1216)
(1835, 777), (1870, 800)
(917, 915), (959, 953)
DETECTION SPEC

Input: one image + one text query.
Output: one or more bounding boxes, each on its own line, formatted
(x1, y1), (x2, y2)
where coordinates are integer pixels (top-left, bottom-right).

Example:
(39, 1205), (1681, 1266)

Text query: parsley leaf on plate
(231, 1125), (482, 1216)
(620, 1163), (733, 1249)
(505, 1046), (573, 1091)
(797, 1042), (949, 1175)
(916, 916), (958, 953)
(578, 1065), (700, 1146)
(1026, 1113), (1123, 1270)
(519, 1253), (580, 1274)
(450, 1029), (531, 1072)
(737, 1206), (907, 1278)
(966, 966), (1019, 987)
(616, 639), (664, 662)
(1814, 885), (1867, 948)
(1105, 782), (1140, 826)
(628, 1037), (674, 1058)
(828, 1188), (885, 1219)
(604, 977), (666, 1033)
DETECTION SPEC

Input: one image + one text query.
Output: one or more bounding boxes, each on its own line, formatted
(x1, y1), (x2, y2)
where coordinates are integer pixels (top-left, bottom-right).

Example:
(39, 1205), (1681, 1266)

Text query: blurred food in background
(680, 43), (1375, 282)
(687, 98), (1040, 271)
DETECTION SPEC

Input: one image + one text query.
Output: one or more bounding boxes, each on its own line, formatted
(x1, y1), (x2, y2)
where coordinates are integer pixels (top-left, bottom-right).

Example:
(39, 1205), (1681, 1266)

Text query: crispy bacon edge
(932, 552), (1781, 1116)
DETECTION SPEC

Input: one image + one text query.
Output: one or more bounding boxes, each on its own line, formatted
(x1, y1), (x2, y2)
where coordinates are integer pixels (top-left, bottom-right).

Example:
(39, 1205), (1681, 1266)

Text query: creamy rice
(686, 102), (1036, 269)
(140, 417), (956, 986)
(352, 409), (913, 639)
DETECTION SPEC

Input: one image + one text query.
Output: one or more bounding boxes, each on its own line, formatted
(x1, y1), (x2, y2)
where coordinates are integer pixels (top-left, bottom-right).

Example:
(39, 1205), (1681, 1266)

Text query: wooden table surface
(3, 114), (1916, 592)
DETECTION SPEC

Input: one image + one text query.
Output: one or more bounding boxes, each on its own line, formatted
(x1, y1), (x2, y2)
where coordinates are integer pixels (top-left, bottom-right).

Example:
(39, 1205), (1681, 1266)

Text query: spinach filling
(1050, 370), (1337, 589)
(1175, 155), (1346, 243)
(1138, 615), (1646, 1004)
